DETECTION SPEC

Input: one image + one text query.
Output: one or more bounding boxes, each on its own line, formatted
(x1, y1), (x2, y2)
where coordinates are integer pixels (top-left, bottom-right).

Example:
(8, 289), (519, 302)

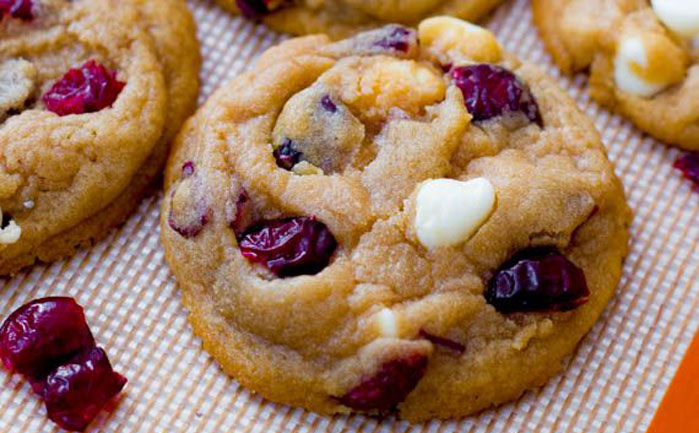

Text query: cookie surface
(218, 0), (506, 37)
(161, 17), (631, 421)
(533, 0), (699, 151)
(0, 0), (200, 275)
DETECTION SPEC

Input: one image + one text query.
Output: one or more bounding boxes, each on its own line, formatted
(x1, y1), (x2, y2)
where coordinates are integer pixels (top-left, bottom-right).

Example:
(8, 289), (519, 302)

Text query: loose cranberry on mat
(0, 297), (126, 432)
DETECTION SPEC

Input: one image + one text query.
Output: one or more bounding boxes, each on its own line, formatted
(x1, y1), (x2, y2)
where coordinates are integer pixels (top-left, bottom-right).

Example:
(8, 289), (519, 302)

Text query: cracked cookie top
(161, 17), (631, 421)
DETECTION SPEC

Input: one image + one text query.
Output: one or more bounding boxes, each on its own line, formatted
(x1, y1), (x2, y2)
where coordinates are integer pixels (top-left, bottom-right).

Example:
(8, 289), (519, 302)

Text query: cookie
(0, 0), (200, 275)
(161, 17), (631, 421)
(533, 0), (699, 151)
(218, 0), (506, 38)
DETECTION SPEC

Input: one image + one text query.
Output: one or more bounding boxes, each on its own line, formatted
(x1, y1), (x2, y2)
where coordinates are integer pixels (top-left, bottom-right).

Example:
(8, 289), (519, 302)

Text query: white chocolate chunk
(614, 36), (667, 97)
(0, 218), (21, 245)
(651, 0), (699, 38)
(418, 16), (503, 63)
(375, 308), (398, 337)
(415, 178), (495, 249)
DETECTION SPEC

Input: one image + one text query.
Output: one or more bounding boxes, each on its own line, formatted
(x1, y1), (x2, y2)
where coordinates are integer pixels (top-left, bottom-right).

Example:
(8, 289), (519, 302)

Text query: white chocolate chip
(418, 16), (503, 64)
(614, 36), (667, 97)
(374, 308), (398, 338)
(0, 218), (21, 245)
(415, 178), (495, 249)
(651, 0), (699, 39)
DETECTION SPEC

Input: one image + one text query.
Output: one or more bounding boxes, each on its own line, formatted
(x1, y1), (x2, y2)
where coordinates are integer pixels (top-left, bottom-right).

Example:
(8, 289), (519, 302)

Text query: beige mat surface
(1, 0), (697, 431)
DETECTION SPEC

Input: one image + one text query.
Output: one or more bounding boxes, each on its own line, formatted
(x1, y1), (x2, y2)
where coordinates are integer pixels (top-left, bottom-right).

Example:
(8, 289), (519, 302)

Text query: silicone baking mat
(1, 0), (697, 431)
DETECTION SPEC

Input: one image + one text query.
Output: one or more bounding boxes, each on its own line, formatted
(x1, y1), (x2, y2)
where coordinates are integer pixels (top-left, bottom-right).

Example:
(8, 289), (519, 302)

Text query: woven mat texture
(0, 0), (697, 431)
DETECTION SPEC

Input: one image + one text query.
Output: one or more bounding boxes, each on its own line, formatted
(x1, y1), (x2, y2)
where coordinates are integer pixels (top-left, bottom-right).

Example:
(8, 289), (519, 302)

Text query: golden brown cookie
(0, 0), (200, 275)
(161, 17), (631, 421)
(533, 0), (699, 151)
(217, 0), (506, 37)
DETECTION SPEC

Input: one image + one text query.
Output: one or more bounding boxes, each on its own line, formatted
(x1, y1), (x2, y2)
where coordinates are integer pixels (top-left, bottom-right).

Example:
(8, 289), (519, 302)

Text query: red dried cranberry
(239, 216), (337, 277)
(273, 139), (302, 171)
(485, 249), (589, 313)
(43, 60), (125, 116)
(320, 95), (338, 113)
(451, 64), (542, 125)
(0, 0), (33, 20)
(0, 297), (94, 380)
(418, 330), (465, 354)
(674, 153), (699, 187)
(42, 347), (127, 432)
(336, 354), (428, 411)
(235, 0), (285, 19)
(374, 25), (416, 53)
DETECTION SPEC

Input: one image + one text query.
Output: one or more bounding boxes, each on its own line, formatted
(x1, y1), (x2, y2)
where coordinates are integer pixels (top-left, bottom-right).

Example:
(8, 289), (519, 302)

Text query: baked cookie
(533, 0), (699, 151)
(161, 17), (631, 421)
(219, 0), (506, 37)
(0, 0), (200, 275)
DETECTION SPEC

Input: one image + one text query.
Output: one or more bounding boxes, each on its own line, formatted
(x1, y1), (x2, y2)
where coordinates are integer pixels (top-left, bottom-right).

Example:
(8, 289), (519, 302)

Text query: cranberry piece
(181, 160), (196, 178)
(485, 249), (589, 313)
(674, 153), (699, 187)
(374, 25), (416, 53)
(336, 354), (428, 411)
(235, 0), (284, 19)
(320, 95), (337, 113)
(0, 297), (94, 380)
(0, 0), (33, 20)
(418, 330), (465, 354)
(42, 347), (127, 432)
(239, 216), (337, 277)
(273, 139), (302, 171)
(451, 64), (542, 125)
(43, 60), (125, 116)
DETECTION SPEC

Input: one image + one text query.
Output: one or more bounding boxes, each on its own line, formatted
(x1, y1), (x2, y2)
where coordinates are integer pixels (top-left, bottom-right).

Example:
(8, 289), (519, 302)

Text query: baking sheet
(1, 0), (697, 431)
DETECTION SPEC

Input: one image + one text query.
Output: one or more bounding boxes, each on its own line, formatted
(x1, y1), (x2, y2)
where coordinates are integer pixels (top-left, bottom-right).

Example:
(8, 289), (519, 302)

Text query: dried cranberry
(42, 347), (127, 432)
(485, 249), (589, 313)
(235, 0), (284, 19)
(320, 95), (337, 113)
(336, 354), (428, 411)
(674, 153), (699, 187)
(0, 0), (33, 20)
(273, 139), (302, 171)
(43, 60), (125, 116)
(0, 297), (94, 380)
(451, 64), (542, 125)
(239, 216), (337, 277)
(374, 25), (416, 53)
(418, 330), (465, 354)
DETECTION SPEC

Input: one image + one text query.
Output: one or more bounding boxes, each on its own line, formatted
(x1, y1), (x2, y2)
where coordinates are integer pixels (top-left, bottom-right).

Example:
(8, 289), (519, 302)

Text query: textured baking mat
(1, 0), (697, 432)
